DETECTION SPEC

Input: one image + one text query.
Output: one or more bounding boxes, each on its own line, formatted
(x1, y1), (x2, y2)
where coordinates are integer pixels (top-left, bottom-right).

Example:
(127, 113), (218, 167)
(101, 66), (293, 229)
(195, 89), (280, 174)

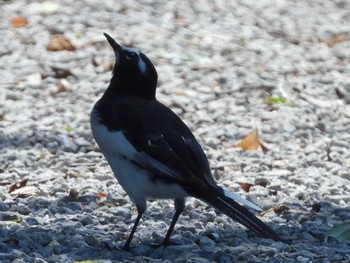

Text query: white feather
(223, 188), (262, 212)
(137, 56), (147, 75)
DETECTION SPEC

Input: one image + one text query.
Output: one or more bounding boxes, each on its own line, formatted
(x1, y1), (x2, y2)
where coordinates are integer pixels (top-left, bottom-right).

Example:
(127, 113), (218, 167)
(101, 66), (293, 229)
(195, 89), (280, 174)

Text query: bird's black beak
(103, 33), (122, 54)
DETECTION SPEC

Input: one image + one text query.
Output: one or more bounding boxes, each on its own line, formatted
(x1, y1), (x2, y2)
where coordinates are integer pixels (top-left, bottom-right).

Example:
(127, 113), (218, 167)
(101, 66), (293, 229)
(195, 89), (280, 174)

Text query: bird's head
(103, 33), (158, 100)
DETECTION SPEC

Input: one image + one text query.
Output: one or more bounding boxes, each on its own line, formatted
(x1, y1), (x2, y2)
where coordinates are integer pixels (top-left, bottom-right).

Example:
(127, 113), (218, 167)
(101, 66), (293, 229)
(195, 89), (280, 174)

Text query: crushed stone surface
(1, 0), (350, 262)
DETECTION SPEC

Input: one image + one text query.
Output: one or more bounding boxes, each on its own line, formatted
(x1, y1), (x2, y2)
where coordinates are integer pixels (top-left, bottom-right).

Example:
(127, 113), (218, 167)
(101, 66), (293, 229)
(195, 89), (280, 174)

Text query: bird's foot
(122, 243), (131, 251)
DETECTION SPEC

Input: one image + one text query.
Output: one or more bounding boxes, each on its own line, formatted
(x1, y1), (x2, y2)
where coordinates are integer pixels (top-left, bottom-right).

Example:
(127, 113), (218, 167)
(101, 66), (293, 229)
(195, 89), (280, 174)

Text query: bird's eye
(125, 52), (137, 60)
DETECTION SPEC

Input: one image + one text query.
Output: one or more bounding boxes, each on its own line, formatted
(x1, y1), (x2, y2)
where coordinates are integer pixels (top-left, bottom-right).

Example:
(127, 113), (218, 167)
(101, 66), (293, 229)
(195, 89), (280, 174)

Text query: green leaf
(265, 96), (287, 105)
(3, 215), (22, 223)
(324, 222), (350, 242)
(65, 125), (74, 133)
(11, 217), (22, 223)
(264, 96), (298, 107)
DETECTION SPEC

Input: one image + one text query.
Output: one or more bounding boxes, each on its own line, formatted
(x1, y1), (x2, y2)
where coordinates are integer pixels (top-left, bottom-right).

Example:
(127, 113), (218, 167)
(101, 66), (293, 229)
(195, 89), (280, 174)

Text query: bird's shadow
(1, 189), (349, 262)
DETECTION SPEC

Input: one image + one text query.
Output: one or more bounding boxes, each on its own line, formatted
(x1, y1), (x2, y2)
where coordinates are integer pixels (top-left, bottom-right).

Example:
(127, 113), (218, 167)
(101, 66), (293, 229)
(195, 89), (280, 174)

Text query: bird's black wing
(104, 99), (218, 191)
(133, 131), (217, 191)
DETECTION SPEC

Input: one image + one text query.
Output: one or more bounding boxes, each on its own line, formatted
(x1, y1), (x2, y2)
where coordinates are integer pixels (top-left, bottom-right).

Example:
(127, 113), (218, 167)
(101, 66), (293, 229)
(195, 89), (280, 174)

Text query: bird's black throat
(104, 71), (158, 100)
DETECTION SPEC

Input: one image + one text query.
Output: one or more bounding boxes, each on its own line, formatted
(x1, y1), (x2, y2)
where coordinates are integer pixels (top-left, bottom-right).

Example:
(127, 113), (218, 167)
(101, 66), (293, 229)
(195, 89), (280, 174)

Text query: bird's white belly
(90, 109), (188, 205)
(105, 154), (188, 204)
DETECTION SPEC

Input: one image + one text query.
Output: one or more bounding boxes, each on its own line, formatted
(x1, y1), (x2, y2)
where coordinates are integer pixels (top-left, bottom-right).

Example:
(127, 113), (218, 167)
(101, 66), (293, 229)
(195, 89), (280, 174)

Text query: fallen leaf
(260, 142), (269, 154)
(259, 205), (290, 217)
(233, 129), (268, 152)
(96, 193), (107, 199)
(65, 125), (74, 133)
(325, 222), (350, 242)
(9, 217), (22, 223)
(235, 130), (260, 151)
(325, 34), (350, 47)
(50, 66), (76, 79)
(264, 96), (297, 108)
(9, 178), (28, 193)
(255, 180), (268, 188)
(265, 96), (287, 105)
(0, 181), (12, 186)
(238, 182), (253, 192)
(48, 35), (76, 52)
(238, 180), (268, 193)
(11, 17), (28, 28)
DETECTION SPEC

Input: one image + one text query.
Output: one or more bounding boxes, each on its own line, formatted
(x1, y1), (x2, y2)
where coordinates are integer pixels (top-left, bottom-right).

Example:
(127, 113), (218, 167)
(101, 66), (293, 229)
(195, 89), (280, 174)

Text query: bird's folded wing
(125, 131), (263, 211)
(132, 133), (196, 183)
(135, 151), (183, 179)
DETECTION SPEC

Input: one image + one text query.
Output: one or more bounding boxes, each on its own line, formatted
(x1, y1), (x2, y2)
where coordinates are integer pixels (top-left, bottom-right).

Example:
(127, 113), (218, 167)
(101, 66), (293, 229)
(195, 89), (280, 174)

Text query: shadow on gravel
(1, 190), (350, 262)
(0, 193), (134, 262)
(0, 129), (95, 153)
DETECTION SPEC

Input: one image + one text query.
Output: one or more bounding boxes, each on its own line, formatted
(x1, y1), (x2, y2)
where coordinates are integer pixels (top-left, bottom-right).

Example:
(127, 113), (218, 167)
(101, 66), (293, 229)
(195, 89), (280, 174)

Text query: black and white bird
(90, 33), (280, 250)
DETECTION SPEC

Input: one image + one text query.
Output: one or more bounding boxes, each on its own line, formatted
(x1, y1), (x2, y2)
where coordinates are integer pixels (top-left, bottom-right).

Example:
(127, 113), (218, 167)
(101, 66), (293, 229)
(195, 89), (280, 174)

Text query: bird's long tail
(199, 187), (280, 241)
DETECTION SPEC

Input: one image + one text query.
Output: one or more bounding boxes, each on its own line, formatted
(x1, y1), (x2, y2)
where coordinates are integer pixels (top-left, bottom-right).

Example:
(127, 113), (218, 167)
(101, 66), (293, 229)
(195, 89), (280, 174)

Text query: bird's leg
(123, 205), (145, 251)
(157, 198), (185, 247)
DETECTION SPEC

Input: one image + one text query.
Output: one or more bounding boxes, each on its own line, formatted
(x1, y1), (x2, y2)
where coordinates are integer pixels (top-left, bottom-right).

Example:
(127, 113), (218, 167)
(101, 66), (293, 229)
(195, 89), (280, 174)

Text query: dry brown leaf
(48, 35), (76, 52)
(255, 179), (268, 188)
(50, 66), (76, 79)
(9, 178), (28, 193)
(96, 193), (107, 199)
(260, 142), (269, 154)
(229, 129), (269, 153)
(325, 34), (350, 47)
(11, 17), (28, 28)
(259, 205), (290, 217)
(238, 182), (253, 192)
(235, 129), (260, 151)
(238, 180), (268, 192)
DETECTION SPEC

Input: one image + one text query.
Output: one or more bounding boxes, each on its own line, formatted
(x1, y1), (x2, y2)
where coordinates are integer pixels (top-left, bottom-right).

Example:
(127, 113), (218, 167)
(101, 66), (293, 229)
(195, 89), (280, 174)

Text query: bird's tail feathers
(223, 188), (262, 212)
(199, 188), (280, 241)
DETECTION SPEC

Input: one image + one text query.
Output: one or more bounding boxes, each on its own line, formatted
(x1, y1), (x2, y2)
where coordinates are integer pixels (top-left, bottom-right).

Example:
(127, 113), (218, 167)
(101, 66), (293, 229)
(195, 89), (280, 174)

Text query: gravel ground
(1, 0), (350, 262)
